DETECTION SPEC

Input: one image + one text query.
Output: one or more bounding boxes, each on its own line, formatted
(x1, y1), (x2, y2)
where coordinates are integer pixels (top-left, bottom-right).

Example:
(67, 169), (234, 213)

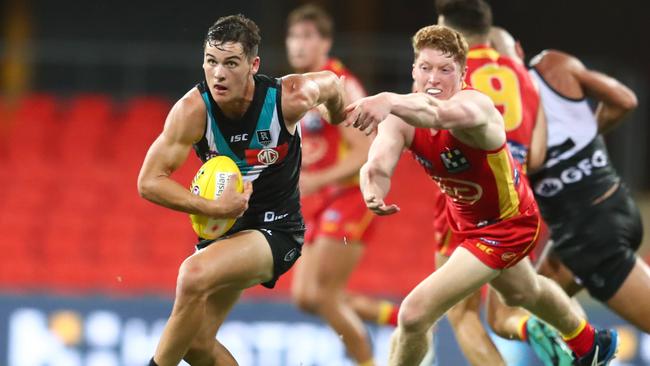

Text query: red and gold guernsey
(300, 58), (375, 245)
(466, 45), (540, 167)
(412, 127), (541, 269)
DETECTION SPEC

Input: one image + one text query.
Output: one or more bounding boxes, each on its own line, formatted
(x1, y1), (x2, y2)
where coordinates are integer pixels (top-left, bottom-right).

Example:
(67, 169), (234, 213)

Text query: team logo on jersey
(434, 177), (483, 204)
(501, 252), (517, 262)
(256, 130), (272, 146)
(440, 148), (470, 173)
(257, 148), (279, 165)
(284, 248), (299, 262)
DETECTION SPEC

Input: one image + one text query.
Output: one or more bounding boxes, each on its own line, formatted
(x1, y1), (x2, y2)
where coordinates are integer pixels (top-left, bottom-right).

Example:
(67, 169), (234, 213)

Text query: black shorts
(196, 211), (305, 289)
(547, 184), (643, 301)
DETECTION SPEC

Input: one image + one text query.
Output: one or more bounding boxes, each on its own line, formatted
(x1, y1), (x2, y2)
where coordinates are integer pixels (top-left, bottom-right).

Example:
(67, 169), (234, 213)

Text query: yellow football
(189, 156), (244, 239)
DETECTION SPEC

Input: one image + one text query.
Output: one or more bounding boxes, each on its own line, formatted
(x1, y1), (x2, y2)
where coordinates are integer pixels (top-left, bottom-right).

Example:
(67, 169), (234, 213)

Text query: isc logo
(230, 134), (249, 142)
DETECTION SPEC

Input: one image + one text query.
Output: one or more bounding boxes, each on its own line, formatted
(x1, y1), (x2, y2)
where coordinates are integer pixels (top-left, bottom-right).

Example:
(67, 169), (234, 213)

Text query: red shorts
(437, 214), (551, 266)
(453, 205), (543, 270)
(303, 186), (375, 245)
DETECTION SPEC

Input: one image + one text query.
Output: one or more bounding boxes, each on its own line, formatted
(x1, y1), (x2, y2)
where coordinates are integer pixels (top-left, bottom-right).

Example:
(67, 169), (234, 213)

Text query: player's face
(203, 42), (260, 103)
(412, 48), (465, 100)
(286, 21), (331, 72)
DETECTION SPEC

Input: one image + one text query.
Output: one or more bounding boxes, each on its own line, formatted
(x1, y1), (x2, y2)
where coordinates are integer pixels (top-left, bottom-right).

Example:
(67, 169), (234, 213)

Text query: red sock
(562, 320), (595, 357)
(518, 316), (530, 342)
(377, 302), (399, 327)
(388, 305), (399, 327)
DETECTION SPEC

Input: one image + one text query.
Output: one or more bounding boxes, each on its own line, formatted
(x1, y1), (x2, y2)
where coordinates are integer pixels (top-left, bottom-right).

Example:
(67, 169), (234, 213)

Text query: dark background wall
(3, 0), (648, 188)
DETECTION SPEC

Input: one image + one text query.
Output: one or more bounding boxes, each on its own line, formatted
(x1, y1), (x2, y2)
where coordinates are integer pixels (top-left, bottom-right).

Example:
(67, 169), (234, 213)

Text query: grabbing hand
(208, 175), (253, 219)
(364, 193), (400, 216)
(343, 93), (392, 135)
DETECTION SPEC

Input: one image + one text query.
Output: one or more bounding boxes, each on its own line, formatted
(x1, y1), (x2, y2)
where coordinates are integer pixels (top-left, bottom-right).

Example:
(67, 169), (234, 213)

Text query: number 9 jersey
(465, 45), (540, 167)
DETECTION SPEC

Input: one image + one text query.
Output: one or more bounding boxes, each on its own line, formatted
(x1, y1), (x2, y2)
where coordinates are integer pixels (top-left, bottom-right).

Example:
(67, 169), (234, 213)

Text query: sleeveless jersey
(411, 128), (535, 233)
(466, 45), (540, 167)
(300, 58), (364, 188)
(528, 66), (619, 219)
(193, 74), (302, 221)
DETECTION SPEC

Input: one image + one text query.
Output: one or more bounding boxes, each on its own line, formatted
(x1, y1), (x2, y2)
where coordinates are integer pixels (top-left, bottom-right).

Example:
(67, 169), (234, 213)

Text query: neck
(466, 34), (490, 48)
(219, 76), (255, 120)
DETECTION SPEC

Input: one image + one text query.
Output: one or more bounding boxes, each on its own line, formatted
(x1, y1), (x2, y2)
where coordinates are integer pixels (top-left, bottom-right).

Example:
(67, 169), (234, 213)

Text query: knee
(176, 256), (212, 299)
(184, 338), (214, 365)
(292, 284), (329, 314)
(398, 298), (432, 334)
(501, 283), (541, 309)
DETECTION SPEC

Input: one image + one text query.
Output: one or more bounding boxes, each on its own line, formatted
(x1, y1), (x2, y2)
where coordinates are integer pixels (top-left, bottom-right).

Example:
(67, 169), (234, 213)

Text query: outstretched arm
(137, 89), (252, 218)
(300, 76), (371, 196)
(360, 116), (411, 215)
(344, 89), (496, 135)
(281, 71), (346, 131)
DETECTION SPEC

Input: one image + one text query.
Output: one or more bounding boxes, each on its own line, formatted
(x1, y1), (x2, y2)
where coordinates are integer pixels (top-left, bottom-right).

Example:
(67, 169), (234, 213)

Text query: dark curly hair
(204, 14), (261, 59)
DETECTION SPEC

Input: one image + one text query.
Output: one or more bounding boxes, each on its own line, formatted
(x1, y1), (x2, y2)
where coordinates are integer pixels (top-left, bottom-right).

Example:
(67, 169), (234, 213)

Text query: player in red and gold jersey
(430, 1), (552, 364)
(286, 5), (397, 366)
(345, 24), (617, 366)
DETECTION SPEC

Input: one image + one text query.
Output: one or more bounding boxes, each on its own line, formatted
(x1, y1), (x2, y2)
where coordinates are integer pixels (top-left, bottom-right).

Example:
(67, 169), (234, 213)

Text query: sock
(149, 357), (159, 366)
(562, 319), (595, 358)
(377, 301), (399, 327)
(518, 315), (530, 342)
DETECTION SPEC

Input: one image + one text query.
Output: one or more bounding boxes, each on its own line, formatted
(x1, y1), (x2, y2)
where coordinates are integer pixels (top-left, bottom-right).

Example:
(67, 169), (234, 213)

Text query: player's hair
(435, 0), (493, 37)
(412, 25), (469, 67)
(287, 4), (334, 39)
(205, 14), (261, 59)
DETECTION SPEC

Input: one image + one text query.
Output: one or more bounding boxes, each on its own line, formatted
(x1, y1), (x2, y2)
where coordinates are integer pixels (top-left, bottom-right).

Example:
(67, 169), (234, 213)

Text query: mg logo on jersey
(257, 148), (279, 165)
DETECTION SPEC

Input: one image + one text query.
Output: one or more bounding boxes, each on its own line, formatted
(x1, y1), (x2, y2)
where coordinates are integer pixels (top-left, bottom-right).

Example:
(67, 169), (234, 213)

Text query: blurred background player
(346, 24), (618, 366)
(285, 5), (399, 365)
(137, 14), (348, 366)
(431, 1), (570, 365)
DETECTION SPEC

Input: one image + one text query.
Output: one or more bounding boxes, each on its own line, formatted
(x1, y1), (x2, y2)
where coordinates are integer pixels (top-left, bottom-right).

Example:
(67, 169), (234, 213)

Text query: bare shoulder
(532, 49), (584, 74)
(165, 87), (207, 144)
(456, 88), (497, 108)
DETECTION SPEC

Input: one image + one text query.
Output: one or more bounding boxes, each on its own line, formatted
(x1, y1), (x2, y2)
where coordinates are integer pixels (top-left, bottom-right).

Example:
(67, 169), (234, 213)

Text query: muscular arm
(281, 70), (345, 131)
(570, 62), (638, 134)
(359, 116), (412, 215)
(527, 99), (547, 173)
(137, 89), (250, 218)
(304, 76), (370, 190)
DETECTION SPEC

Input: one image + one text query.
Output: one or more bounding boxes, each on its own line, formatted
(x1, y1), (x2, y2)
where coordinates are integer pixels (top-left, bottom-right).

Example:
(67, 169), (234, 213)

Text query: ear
(411, 64), (416, 81)
(250, 56), (261, 75)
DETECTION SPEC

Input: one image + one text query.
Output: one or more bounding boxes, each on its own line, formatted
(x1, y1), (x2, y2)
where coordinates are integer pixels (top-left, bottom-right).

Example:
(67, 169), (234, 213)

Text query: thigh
(489, 257), (539, 299)
(404, 247), (498, 322)
(536, 252), (583, 296)
(190, 230), (274, 291)
(308, 236), (365, 292)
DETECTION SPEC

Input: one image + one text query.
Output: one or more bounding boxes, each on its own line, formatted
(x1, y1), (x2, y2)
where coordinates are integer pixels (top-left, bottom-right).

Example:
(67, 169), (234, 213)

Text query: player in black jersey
(137, 14), (347, 366)
(528, 49), (648, 334)
(487, 27), (646, 365)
